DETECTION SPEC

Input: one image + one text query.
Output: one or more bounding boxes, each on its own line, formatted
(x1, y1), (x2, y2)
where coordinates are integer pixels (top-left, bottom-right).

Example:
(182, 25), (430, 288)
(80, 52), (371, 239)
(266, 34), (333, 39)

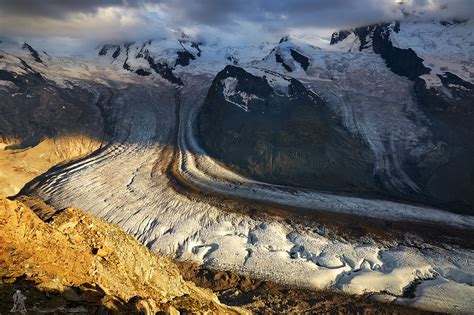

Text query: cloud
(0, 0), (472, 49)
(0, 0), (132, 18)
(156, 0), (474, 29)
(0, 4), (168, 43)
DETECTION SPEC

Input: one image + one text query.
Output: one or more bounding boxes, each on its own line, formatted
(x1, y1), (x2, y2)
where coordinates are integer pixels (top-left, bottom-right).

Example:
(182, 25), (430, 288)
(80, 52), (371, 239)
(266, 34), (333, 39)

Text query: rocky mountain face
(340, 22), (430, 80)
(328, 20), (474, 212)
(0, 56), (105, 147)
(0, 52), (105, 196)
(262, 35), (316, 74)
(0, 196), (243, 314)
(197, 20), (474, 213)
(413, 74), (474, 212)
(198, 65), (376, 192)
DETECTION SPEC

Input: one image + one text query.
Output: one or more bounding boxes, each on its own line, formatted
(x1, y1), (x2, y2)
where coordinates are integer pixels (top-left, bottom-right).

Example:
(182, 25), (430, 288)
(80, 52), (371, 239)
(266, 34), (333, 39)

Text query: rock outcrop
(412, 72), (474, 213)
(0, 196), (243, 314)
(0, 136), (102, 197)
(330, 22), (430, 80)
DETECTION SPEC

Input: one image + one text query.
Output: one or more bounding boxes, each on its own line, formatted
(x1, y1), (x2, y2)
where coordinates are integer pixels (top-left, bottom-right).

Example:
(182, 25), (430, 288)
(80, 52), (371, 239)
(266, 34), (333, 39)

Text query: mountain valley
(1, 17), (473, 314)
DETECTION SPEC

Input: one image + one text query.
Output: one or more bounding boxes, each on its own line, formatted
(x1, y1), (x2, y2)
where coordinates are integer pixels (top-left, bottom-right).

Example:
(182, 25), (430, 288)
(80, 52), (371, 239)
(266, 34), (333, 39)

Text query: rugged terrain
(1, 196), (434, 314)
(198, 65), (376, 193)
(199, 21), (474, 213)
(330, 20), (474, 212)
(1, 19), (473, 314)
(0, 196), (242, 314)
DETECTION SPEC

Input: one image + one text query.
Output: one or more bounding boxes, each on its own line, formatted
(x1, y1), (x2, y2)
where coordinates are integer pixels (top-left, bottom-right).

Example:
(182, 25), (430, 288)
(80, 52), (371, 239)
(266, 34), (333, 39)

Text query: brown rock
(0, 197), (246, 314)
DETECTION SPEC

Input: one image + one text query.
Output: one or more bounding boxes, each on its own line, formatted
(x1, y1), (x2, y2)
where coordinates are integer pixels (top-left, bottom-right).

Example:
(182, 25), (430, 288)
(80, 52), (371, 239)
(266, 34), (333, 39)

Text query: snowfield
(2, 20), (474, 313)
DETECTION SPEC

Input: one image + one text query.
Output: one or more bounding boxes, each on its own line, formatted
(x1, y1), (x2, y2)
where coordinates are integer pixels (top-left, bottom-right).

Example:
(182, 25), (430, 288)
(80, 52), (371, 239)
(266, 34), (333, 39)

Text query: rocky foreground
(0, 196), (242, 314)
(0, 196), (432, 314)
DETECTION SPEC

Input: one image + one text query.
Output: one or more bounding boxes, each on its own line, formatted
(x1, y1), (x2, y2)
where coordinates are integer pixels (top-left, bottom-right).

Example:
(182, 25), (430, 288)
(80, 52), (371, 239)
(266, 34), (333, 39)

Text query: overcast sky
(0, 0), (473, 51)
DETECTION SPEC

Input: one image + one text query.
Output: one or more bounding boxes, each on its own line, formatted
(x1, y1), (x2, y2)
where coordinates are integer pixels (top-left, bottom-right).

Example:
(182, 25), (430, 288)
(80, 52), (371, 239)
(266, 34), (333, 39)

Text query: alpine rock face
(328, 20), (474, 212)
(198, 20), (474, 213)
(198, 65), (376, 193)
(1, 19), (473, 314)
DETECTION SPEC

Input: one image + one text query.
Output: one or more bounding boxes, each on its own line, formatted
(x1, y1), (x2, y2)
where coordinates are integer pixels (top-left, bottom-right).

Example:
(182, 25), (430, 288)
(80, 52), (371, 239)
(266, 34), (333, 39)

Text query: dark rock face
(122, 44), (132, 71)
(415, 73), (474, 113)
(290, 49), (310, 71)
(0, 67), (43, 91)
(135, 69), (151, 76)
(22, 43), (44, 65)
(275, 53), (292, 72)
(413, 73), (474, 213)
(352, 26), (374, 50)
(97, 43), (184, 86)
(329, 30), (351, 45)
(368, 25), (429, 80)
(440, 19), (468, 26)
(145, 55), (183, 86)
(191, 42), (202, 57)
(123, 61), (131, 71)
(279, 36), (290, 44)
(112, 46), (121, 59)
(198, 65), (376, 193)
(0, 64), (105, 148)
(226, 55), (239, 65)
(98, 45), (111, 56)
(331, 23), (430, 80)
(175, 51), (196, 67)
(376, 44), (428, 80)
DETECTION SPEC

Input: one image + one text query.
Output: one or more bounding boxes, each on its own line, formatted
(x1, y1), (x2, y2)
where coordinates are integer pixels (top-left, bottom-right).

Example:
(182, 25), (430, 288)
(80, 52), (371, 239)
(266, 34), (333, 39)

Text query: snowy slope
(95, 35), (275, 81)
(391, 20), (473, 85)
(91, 19), (473, 90)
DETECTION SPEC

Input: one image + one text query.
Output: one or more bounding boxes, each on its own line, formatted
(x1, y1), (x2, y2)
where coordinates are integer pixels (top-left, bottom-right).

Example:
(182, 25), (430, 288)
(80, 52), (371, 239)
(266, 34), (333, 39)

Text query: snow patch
(221, 77), (262, 111)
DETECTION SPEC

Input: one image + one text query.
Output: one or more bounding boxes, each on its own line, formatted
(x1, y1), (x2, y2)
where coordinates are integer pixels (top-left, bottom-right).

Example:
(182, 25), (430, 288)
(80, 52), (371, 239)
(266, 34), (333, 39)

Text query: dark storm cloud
(0, 0), (473, 45)
(0, 0), (132, 18)
(157, 0), (474, 30)
(2, 0), (473, 25)
(160, 0), (383, 27)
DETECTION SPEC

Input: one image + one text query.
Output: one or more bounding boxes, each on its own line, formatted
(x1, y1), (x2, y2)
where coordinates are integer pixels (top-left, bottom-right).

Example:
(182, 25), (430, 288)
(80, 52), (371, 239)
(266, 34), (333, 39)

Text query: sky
(0, 0), (473, 51)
